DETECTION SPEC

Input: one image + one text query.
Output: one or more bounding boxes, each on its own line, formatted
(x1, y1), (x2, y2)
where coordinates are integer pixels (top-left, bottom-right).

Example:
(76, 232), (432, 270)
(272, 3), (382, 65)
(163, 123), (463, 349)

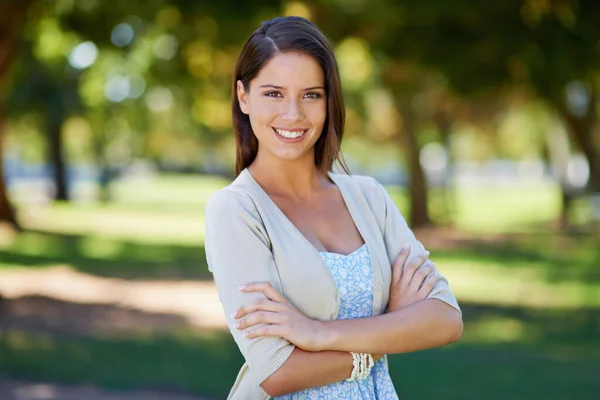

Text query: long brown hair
(232, 16), (349, 177)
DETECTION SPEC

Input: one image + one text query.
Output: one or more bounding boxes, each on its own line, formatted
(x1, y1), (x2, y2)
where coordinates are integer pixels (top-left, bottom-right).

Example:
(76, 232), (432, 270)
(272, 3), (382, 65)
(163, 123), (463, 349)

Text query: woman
(205, 16), (462, 399)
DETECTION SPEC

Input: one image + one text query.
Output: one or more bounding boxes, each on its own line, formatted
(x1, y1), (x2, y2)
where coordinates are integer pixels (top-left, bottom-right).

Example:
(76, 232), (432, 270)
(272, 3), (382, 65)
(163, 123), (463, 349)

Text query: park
(1, 1), (599, 399)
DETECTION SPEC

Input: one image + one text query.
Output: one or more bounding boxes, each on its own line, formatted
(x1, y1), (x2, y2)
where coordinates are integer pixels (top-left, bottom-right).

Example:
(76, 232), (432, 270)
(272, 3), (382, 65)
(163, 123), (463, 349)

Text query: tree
(393, 0), (600, 192)
(314, 0), (600, 228)
(0, 0), (35, 227)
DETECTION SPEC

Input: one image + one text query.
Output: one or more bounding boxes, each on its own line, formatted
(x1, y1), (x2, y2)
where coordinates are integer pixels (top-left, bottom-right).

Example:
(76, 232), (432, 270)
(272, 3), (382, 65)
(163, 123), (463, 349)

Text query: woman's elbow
(260, 374), (287, 398)
(446, 311), (463, 344)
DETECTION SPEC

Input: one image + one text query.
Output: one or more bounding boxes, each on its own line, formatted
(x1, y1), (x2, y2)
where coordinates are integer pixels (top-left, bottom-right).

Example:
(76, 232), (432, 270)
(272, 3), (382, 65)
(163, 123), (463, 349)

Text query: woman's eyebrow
(259, 84), (325, 91)
(259, 84), (284, 89)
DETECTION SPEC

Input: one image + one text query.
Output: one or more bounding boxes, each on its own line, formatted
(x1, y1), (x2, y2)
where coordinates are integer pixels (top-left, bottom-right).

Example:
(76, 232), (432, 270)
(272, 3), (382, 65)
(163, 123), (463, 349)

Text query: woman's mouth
(272, 127), (309, 142)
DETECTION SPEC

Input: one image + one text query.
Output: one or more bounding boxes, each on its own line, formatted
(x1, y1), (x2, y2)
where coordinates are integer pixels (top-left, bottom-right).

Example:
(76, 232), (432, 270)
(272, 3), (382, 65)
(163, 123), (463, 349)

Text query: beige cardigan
(205, 168), (461, 399)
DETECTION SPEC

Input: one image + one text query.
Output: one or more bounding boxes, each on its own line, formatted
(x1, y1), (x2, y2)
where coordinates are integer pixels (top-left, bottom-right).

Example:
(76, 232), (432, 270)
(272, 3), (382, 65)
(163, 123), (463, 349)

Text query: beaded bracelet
(346, 352), (374, 382)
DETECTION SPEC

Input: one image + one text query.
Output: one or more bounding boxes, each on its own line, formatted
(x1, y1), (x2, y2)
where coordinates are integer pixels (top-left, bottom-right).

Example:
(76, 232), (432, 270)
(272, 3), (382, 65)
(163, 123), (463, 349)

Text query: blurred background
(0, 0), (599, 399)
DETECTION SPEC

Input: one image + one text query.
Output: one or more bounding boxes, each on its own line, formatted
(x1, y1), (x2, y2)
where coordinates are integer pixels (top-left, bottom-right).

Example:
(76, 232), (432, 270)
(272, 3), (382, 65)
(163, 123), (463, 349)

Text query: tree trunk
(556, 88), (600, 192)
(90, 109), (112, 202)
(0, 101), (19, 228)
(398, 103), (430, 228)
(0, 0), (35, 226)
(545, 124), (573, 229)
(48, 114), (68, 201)
(433, 110), (454, 225)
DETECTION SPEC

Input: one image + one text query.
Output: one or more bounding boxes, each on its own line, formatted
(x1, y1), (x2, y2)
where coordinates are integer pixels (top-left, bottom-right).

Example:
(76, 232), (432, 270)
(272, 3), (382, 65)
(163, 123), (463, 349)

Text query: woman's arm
(261, 347), (386, 397)
(260, 348), (352, 397)
(259, 304), (459, 396)
(320, 298), (462, 355)
(237, 249), (462, 356)
(370, 177), (462, 314)
(244, 296), (459, 397)
(319, 243), (463, 355)
(205, 190), (296, 385)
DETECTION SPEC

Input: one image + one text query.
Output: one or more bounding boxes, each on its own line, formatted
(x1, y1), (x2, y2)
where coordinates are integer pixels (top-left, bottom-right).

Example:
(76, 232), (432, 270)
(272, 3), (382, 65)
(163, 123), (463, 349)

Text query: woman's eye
(304, 92), (323, 99)
(265, 91), (282, 98)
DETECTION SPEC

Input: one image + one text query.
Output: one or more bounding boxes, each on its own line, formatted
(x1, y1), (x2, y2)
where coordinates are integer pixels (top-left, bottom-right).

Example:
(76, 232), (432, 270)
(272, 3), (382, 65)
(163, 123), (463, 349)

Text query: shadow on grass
(0, 229), (212, 281)
(2, 228), (599, 286)
(0, 295), (195, 338)
(0, 295), (240, 399)
(1, 295), (599, 400)
(431, 231), (600, 283)
(0, 331), (241, 399)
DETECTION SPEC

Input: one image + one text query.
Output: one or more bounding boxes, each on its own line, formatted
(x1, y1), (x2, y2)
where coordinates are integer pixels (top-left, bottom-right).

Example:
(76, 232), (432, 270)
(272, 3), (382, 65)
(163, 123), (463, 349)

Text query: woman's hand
(232, 282), (328, 351)
(387, 244), (440, 313)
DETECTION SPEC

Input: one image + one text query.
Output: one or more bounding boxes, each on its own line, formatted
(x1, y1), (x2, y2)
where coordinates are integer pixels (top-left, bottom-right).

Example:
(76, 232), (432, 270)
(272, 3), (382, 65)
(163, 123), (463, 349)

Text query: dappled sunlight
(451, 183), (562, 233)
(0, 266), (227, 330)
(17, 206), (206, 246)
(0, 230), (211, 280)
(440, 260), (600, 309)
(456, 303), (600, 351)
(461, 315), (537, 344)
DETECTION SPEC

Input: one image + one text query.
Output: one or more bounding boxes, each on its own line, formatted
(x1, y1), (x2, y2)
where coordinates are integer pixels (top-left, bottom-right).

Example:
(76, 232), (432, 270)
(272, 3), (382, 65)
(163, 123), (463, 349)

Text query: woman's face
(237, 51), (326, 165)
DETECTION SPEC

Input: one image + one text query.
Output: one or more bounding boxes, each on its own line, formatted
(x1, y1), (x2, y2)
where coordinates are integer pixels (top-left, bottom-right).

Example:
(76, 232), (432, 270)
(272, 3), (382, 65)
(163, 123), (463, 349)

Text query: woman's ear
(237, 80), (249, 115)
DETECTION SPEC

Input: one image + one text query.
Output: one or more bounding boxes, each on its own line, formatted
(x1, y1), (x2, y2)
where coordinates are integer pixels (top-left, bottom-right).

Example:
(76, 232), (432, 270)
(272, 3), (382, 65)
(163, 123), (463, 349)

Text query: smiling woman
(231, 17), (346, 178)
(236, 52), (327, 158)
(205, 16), (462, 400)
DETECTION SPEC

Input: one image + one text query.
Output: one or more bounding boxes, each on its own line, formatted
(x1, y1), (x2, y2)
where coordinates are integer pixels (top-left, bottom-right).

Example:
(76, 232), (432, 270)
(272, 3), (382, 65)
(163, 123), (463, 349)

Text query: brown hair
(232, 16), (349, 176)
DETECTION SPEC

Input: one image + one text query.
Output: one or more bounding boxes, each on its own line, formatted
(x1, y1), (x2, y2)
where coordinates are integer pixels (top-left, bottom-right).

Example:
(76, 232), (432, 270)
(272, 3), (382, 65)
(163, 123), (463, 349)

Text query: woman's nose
(281, 99), (303, 121)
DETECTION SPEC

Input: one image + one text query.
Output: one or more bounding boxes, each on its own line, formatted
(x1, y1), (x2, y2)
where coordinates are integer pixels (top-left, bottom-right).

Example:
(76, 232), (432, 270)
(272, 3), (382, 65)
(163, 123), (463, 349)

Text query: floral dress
(275, 244), (400, 400)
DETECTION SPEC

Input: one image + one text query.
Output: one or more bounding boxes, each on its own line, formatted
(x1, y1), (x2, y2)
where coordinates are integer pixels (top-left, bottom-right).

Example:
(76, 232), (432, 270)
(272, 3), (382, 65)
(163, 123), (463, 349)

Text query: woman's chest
(273, 196), (364, 255)
(259, 205), (393, 320)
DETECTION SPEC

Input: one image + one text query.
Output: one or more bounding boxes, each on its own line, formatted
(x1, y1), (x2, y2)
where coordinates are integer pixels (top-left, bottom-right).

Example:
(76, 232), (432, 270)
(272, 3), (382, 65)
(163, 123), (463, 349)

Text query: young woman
(205, 16), (462, 400)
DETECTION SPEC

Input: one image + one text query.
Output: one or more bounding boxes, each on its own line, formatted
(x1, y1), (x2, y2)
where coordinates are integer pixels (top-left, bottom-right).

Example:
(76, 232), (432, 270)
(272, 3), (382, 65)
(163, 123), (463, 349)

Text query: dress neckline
(241, 168), (366, 257)
(320, 243), (367, 257)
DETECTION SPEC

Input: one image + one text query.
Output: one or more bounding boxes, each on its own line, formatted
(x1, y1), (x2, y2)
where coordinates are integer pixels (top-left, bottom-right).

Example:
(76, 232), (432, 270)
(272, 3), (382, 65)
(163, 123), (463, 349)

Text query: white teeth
(275, 128), (305, 139)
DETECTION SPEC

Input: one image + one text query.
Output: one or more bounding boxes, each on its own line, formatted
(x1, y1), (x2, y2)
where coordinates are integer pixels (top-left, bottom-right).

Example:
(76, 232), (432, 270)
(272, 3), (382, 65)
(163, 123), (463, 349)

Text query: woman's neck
(248, 155), (327, 200)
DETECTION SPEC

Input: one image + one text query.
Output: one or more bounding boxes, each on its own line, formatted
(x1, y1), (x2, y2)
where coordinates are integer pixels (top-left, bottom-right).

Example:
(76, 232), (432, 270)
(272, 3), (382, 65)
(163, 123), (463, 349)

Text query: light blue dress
(275, 244), (400, 399)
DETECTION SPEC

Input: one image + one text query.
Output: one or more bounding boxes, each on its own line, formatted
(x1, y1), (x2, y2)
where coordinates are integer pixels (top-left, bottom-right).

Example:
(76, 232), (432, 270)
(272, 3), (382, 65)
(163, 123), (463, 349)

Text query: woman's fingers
(391, 244), (411, 284)
(243, 324), (281, 339)
(409, 261), (436, 293)
(235, 310), (283, 330)
(400, 251), (430, 288)
(418, 268), (441, 295)
(233, 298), (284, 319)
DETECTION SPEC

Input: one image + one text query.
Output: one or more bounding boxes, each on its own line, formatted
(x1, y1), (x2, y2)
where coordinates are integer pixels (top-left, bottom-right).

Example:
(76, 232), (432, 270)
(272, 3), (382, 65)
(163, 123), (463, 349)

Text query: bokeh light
(68, 41), (98, 69)
(146, 86), (173, 112)
(153, 34), (178, 60)
(111, 23), (135, 47)
(105, 76), (130, 102)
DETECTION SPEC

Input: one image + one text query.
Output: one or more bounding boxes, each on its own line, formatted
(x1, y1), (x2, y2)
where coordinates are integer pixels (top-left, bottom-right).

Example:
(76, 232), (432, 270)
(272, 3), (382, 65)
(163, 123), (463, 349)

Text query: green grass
(1, 306), (598, 399)
(386, 183), (562, 233)
(0, 330), (244, 397)
(1, 173), (599, 399)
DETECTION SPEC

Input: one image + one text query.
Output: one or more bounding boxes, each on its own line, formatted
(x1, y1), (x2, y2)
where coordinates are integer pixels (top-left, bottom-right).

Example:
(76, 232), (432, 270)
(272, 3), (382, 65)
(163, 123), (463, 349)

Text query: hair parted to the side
(232, 16), (349, 177)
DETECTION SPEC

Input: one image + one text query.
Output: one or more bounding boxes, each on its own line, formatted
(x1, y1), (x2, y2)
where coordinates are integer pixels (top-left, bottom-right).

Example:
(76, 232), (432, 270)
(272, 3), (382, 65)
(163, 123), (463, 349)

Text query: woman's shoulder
(205, 172), (259, 219)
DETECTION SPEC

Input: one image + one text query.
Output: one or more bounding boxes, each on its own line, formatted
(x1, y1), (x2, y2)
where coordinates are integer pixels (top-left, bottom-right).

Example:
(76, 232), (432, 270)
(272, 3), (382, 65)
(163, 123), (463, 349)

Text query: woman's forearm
(260, 347), (354, 397)
(261, 299), (460, 396)
(320, 299), (463, 354)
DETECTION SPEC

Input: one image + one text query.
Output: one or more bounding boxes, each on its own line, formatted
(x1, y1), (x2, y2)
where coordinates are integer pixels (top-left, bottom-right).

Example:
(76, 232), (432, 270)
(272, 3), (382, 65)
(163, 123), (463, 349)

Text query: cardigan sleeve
(371, 178), (461, 315)
(205, 188), (295, 384)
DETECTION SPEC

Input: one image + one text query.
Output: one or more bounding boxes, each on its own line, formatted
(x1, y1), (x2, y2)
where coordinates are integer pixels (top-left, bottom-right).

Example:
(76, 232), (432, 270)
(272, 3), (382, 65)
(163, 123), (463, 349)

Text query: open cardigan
(205, 168), (461, 399)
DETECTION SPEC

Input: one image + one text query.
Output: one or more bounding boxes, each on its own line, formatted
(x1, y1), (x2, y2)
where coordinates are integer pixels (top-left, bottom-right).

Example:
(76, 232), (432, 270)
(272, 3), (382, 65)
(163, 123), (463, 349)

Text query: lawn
(0, 173), (598, 399)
